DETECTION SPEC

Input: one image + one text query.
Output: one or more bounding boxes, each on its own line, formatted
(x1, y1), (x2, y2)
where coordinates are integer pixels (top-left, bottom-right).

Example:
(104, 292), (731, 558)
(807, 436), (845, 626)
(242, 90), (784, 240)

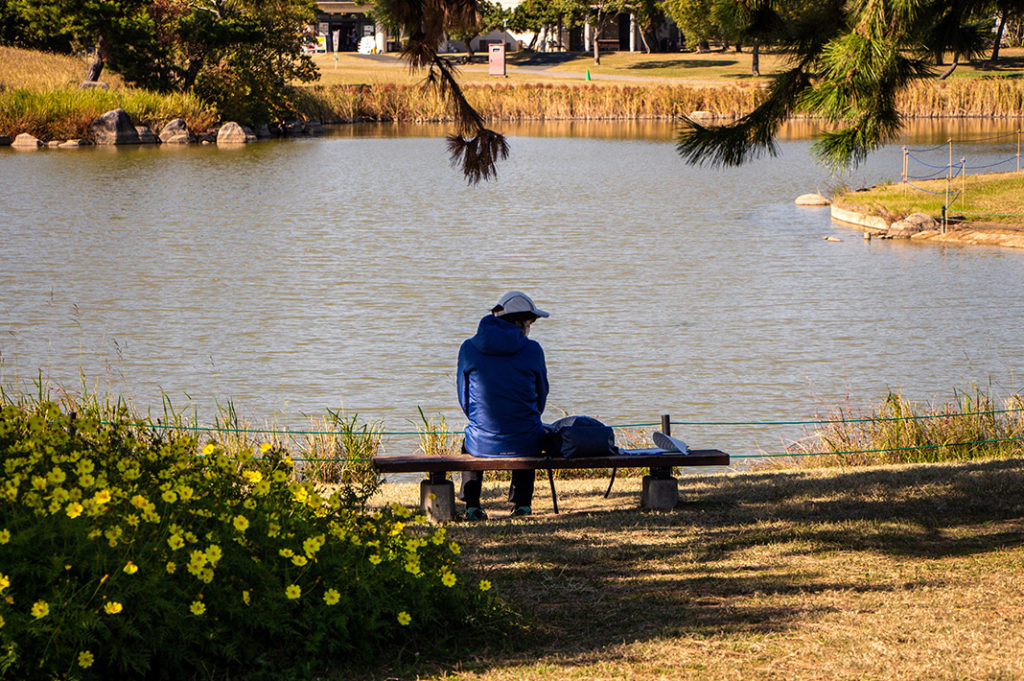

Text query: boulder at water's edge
(795, 193), (832, 206)
(89, 109), (141, 145)
(159, 119), (192, 143)
(216, 122), (257, 144)
(136, 126), (159, 144)
(12, 133), (43, 148)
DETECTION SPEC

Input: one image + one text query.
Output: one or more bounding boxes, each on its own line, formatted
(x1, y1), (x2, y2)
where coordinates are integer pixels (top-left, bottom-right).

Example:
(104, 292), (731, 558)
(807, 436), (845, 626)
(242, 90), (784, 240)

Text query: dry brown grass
(0, 46), (125, 90)
(364, 458), (1024, 680)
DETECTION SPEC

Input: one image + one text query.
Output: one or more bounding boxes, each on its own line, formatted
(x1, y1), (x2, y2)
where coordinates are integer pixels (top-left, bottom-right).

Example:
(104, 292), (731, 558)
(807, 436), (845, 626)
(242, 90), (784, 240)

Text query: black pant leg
(508, 469), (536, 507)
(459, 470), (484, 507)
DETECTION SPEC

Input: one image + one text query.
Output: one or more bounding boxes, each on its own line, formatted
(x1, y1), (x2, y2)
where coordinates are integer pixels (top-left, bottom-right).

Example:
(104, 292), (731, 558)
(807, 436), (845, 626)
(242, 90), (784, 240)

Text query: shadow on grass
(969, 56), (1024, 73)
(625, 58), (740, 70)
(371, 459), (1024, 679)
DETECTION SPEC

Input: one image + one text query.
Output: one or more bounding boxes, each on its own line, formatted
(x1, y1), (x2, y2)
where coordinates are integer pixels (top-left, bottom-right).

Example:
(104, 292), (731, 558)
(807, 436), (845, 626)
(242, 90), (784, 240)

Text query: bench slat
(372, 449), (729, 473)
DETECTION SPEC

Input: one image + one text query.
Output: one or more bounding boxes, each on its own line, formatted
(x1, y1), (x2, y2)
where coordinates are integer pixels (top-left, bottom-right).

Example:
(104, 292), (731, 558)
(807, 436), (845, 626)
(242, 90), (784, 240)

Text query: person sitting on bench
(457, 290), (550, 519)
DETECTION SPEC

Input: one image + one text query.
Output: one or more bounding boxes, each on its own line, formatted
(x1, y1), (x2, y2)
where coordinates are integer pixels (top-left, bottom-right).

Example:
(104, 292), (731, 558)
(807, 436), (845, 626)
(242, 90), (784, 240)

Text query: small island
(831, 169), (1024, 249)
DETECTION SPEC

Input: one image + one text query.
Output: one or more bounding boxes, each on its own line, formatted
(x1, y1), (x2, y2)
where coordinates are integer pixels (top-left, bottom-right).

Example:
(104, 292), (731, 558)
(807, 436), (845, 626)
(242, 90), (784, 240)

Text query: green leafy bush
(0, 401), (504, 680)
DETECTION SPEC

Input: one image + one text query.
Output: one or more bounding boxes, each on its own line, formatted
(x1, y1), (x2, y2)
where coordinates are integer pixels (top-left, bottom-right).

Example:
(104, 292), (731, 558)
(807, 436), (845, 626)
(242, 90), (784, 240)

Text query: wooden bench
(372, 448), (729, 521)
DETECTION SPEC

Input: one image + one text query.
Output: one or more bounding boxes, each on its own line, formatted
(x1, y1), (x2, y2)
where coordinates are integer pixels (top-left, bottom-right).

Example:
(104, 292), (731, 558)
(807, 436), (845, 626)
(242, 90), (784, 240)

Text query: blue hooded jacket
(458, 315), (549, 457)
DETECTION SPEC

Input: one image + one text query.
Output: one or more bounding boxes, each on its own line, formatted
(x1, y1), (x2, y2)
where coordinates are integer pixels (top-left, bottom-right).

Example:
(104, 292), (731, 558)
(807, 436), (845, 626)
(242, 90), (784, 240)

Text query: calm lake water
(2, 119), (1023, 461)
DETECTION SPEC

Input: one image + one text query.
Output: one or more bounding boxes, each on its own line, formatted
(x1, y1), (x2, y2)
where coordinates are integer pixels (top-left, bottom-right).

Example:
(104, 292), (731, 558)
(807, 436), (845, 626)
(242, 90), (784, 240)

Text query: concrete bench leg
(420, 477), (455, 522)
(641, 475), (678, 510)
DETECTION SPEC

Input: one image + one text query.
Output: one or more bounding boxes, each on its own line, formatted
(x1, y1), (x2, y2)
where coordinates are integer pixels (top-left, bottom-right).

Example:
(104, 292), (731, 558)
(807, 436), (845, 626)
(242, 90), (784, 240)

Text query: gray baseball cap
(494, 290), (550, 318)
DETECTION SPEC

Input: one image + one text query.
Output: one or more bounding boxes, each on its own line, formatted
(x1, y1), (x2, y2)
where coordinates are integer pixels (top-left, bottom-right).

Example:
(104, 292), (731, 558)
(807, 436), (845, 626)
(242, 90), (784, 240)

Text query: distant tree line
(0, 0), (319, 122)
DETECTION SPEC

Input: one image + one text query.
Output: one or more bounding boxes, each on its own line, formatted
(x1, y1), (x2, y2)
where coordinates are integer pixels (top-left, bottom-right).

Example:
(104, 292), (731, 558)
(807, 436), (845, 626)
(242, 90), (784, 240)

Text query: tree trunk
(991, 12), (1007, 62)
(86, 39), (105, 82)
(751, 39), (760, 76)
(639, 27), (652, 54)
(466, 37), (476, 61)
(182, 57), (204, 91)
(697, 39), (710, 53)
(557, 18), (563, 51)
(527, 30), (539, 51)
(938, 52), (959, 80)
(593, 31), (600, 65)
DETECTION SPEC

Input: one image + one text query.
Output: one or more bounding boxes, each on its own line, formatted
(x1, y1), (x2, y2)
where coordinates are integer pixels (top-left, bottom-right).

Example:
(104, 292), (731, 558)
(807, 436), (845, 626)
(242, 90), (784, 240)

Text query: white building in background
(313, 1), (391, 53)
(313, 0), (681, 55)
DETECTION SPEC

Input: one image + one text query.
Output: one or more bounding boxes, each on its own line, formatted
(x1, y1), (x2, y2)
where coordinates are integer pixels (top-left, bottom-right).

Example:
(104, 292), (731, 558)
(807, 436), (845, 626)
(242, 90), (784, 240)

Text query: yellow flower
(0, 529), (9, 544)
(161, 490), (178, 503)
(77, 650), (94, 668)
(166, 561), (176, 574)
(66, 502), (84, 518)
(178, 485), (194, 501)
(205, 544), (223, 564)
(441, 570), (457, 588)
(232, 515), (249, 532)
(291, 555), (308, 567)
(0, 614), (4, 628)
(292, 487), (309, 504)
(449, 541), (461, 555)
(259, 442), (272, 453)
(123, 561), (138, 575)
(397, 611), (411, 626)
(369, 554), (382, 565)
(242, 469), (262, 483)
(104, 601), (123, 615)
(479, 579), (492, 592)
(167, 534), (185, 551)
(242, 590), (251, 606)
(78, 473), (95, 488)
(0, 574), (11, 592)
(278, 548), (294, 558)
(31, 600), (49, 618)
(48, 467), (66, 484)
(323, 588), (341, 605)
(302, 536), (323, 557)
(202, 443), (215, 456)
(285, 584), (301, 600)
(190, 600), (206, 615)
(93, 489), (111, 505)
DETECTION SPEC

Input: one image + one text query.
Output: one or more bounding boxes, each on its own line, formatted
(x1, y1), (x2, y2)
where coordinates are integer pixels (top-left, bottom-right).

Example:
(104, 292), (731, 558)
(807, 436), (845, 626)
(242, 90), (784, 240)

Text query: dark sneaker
(464, 507), (488, 521)
(510, 506), (532, 517)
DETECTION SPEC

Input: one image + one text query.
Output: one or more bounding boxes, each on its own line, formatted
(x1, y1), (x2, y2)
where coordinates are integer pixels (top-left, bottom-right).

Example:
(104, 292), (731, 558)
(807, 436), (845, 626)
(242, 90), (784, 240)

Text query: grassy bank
(0, 47), (217, 139)
(792, 389), (1024, 466)
(368, 460), (1024, 681)
(834, 169), (1024, 227)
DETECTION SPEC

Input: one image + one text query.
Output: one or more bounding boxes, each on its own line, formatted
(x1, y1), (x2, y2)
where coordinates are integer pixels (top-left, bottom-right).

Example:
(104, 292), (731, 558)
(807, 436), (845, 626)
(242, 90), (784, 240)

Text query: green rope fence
(93, 406), (1024, 436)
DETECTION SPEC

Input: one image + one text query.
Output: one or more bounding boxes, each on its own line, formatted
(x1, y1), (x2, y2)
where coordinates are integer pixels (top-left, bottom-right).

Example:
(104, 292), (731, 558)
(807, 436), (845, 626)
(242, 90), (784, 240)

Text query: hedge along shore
(5, 76), (1024, 146)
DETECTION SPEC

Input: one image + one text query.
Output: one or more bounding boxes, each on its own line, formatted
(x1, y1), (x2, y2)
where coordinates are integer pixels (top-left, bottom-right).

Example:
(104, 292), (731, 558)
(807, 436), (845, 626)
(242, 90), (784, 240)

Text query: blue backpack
(546, 416), (618, 458)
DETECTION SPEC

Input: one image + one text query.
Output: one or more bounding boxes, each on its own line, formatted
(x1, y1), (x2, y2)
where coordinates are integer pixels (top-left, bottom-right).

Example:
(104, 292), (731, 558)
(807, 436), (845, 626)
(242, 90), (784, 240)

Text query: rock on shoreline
(830, 203), (1024, 250)
(3, 109), (329, 149)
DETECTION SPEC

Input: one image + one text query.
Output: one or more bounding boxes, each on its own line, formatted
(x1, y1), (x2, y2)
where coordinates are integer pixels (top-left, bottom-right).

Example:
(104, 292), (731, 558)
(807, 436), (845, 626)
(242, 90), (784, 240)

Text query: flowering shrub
(0, 402), (504, 680)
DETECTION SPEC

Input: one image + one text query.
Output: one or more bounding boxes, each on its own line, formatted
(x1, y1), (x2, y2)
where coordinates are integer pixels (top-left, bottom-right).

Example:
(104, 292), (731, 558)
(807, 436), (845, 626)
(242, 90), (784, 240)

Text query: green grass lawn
(366, 458), (1024, 681)
(308, 47), (1024, 87)
(835, 170), (1024, 227)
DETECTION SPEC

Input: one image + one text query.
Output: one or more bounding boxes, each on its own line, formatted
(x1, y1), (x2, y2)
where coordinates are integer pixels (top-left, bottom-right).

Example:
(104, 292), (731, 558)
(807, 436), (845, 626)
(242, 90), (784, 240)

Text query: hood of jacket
(470, 315), (528, 356)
